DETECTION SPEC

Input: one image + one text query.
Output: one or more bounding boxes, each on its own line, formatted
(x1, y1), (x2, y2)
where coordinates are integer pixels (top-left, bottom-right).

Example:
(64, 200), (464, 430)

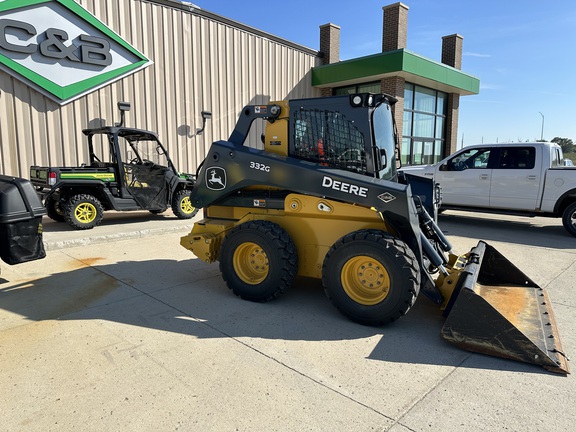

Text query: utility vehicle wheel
(46, 197), (65, 222)
(562, 202), (576, 237)
(219, 220), (298, 302)
(172, 190), (197, 219)
(64, 194), (104, 230)
(322, 229), (420, 326)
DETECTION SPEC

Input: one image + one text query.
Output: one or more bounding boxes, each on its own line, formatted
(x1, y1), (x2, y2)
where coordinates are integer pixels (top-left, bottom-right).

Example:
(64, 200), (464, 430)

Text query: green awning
(312, 49), (479, 95)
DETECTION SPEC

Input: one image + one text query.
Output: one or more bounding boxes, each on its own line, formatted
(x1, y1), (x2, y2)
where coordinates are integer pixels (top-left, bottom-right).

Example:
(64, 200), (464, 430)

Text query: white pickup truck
(400, 142), (576, 236)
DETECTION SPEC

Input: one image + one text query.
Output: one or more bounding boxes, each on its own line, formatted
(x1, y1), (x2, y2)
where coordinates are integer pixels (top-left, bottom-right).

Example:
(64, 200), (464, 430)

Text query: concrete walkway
(1, 210), (574, 431)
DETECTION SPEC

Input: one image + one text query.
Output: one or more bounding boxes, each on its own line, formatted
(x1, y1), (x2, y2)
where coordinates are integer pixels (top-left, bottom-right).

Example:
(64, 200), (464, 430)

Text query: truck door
(489, 146), (541, 210)
(436, 147), (492, 207)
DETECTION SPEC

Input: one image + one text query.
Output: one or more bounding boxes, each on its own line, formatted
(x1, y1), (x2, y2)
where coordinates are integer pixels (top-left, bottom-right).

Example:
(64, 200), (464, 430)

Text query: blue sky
(195, 0), (575, 147)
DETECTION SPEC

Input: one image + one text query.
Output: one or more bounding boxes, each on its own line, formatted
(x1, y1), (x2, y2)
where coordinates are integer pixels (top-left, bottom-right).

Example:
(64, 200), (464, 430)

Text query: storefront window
(413, 113), (434, 137)
(402, 83), (447, 166)
(401, 138), (410, 166)
(402, 111), (412, 136)
(334, 81), (380, 95)
(435, 117), (444, 139)
(414, 87), (436, 113)
(437, 93), (446, 115)
(404, 84), (414, 110)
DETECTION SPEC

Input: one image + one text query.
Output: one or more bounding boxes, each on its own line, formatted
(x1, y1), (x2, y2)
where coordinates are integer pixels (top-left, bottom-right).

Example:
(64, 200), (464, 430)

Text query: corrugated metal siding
(0, 0), (320, 178)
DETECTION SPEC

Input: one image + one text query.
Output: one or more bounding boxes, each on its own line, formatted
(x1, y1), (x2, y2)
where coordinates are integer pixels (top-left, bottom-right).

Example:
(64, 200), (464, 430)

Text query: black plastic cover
(0, 175), (46, 223)
(0, 175), (46, 264)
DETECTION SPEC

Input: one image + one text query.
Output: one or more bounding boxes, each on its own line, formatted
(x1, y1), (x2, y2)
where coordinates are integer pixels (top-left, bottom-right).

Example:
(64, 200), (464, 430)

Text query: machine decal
(249, 161), (271, 172)
(206, 167), (226, 190)
(321, 175), (368, 198)
(377, 192), (396, 203)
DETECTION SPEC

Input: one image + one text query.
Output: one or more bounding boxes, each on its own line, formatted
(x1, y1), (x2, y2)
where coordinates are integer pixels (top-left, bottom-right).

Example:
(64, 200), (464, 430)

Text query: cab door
(436, 147), (493, 207)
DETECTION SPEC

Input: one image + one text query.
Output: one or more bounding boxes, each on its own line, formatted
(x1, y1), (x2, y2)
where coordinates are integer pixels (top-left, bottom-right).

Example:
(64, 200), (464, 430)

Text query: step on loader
(180, 93), (569, 374)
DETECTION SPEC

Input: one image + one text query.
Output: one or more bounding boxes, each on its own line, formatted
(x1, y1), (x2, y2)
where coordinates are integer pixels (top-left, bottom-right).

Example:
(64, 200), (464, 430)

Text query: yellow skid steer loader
(181, 94), (569, 374)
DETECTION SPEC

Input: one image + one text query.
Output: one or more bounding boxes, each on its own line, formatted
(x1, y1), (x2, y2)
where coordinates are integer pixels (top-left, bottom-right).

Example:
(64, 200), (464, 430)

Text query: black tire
(46, 197), (65, 222)
(322, 229), (420, 326)
(562, 202), (576, 237)
(149, 208), (167, 215)
(219, 220), (298, 302)
(171, 189), (198, 219)
(64, 194), (104, 230)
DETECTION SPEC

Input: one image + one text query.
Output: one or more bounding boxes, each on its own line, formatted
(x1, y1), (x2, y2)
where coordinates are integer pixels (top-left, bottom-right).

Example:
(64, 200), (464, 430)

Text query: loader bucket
(441, 241), (570, 374)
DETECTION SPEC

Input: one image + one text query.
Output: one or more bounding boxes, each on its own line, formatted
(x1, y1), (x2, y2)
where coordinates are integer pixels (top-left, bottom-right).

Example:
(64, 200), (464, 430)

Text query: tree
(551, 137), (574, 153)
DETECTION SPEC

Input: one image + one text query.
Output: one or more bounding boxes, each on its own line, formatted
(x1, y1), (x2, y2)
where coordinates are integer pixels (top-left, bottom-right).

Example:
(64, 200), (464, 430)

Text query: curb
(43, 224), (194, 251)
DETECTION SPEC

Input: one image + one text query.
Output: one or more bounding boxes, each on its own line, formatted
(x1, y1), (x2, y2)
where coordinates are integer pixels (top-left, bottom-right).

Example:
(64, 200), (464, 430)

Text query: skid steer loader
(180, 93), (569, 374)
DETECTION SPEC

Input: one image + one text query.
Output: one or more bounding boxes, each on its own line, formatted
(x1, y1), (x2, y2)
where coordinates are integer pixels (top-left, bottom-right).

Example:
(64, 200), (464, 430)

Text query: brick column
(320, 23), (340, 65)
(441, 34), (463, 155)
(382, 3), (409, 52)
(445, 94), (460, 156)
(441, 34), (463, 69)
(381, 76), (406, 143)
(318, 23), (340, 96)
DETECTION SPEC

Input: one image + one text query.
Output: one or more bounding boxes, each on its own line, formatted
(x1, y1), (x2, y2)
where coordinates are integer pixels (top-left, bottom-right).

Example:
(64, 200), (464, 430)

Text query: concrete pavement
(0, 209), (574, 431)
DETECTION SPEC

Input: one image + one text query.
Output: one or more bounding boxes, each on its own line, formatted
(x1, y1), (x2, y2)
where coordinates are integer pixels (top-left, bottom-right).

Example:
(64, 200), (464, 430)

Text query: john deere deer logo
(206, 167), (226, 190)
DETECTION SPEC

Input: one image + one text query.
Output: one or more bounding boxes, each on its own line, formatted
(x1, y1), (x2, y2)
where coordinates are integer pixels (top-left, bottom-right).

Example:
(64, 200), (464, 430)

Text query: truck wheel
(219, 220), (298, 302)
(322, 230), (420, 326)
(562, 202), (576, 237)
(172, 190), (198, 219)
(46, 197), (65, 222)
(64, 194), (104, 230)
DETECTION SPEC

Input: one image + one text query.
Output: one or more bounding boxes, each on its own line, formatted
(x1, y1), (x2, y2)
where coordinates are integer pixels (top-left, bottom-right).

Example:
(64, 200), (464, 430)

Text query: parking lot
(1, 210), (575, 431)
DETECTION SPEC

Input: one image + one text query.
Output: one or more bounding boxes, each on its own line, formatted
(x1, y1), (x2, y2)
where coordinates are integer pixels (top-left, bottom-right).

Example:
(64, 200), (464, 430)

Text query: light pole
(539, 112), (544, 141)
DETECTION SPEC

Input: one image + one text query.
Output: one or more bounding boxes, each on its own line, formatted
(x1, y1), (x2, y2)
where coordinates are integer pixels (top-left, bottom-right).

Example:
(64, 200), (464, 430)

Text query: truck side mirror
(440, 163), (448, 171)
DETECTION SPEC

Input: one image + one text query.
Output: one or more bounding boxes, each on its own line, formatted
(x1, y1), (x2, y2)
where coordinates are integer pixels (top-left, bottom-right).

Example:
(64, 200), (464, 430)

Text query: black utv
(30, 103), (209, 229)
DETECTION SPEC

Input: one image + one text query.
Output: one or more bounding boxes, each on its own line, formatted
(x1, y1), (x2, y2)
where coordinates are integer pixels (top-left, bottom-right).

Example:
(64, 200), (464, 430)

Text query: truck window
(496, 147), (535, 169)
(551, 147), (563, 168)
(446, 148), (491, 171)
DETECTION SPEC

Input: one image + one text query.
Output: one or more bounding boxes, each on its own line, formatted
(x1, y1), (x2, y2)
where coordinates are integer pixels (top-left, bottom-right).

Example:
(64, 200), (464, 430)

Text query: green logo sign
(0, 0), (151, 105)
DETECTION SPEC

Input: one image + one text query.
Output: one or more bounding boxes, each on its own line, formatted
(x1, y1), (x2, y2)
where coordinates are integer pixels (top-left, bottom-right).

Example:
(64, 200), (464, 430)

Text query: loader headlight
(351, 95), (363, 106)
(350, 93), (376, 107)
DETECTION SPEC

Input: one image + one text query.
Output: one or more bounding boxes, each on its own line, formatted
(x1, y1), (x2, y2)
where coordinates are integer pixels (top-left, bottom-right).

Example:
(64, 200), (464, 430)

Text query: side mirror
(196, 110), (212, 135)
(116, 101), (131, 127)
(440, 163), (448, 171)
(118, 102), (131, 112)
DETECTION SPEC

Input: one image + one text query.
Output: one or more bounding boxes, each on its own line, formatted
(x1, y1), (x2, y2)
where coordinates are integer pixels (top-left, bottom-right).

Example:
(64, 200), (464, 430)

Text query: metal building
(1, 1), (479, 179)
(0, 0), (320, 178)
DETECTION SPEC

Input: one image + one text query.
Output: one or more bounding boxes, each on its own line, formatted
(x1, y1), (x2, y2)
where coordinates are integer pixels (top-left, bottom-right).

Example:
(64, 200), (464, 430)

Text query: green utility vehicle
(30, 103), (210, 229)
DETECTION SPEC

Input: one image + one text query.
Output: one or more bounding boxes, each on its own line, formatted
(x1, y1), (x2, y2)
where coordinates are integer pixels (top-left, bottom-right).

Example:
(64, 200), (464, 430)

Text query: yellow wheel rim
(75, 203), (97, 223)
(180, 196), (195, 214)
(233, 242), (269, 285)
(341, 255), (390, 305)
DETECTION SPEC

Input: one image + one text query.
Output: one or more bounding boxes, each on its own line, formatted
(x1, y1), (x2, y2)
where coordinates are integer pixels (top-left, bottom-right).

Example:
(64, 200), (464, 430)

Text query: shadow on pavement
(0, 258), (554, 375)
(41, 211), (183, 233)
(439, 211), (573, 249)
